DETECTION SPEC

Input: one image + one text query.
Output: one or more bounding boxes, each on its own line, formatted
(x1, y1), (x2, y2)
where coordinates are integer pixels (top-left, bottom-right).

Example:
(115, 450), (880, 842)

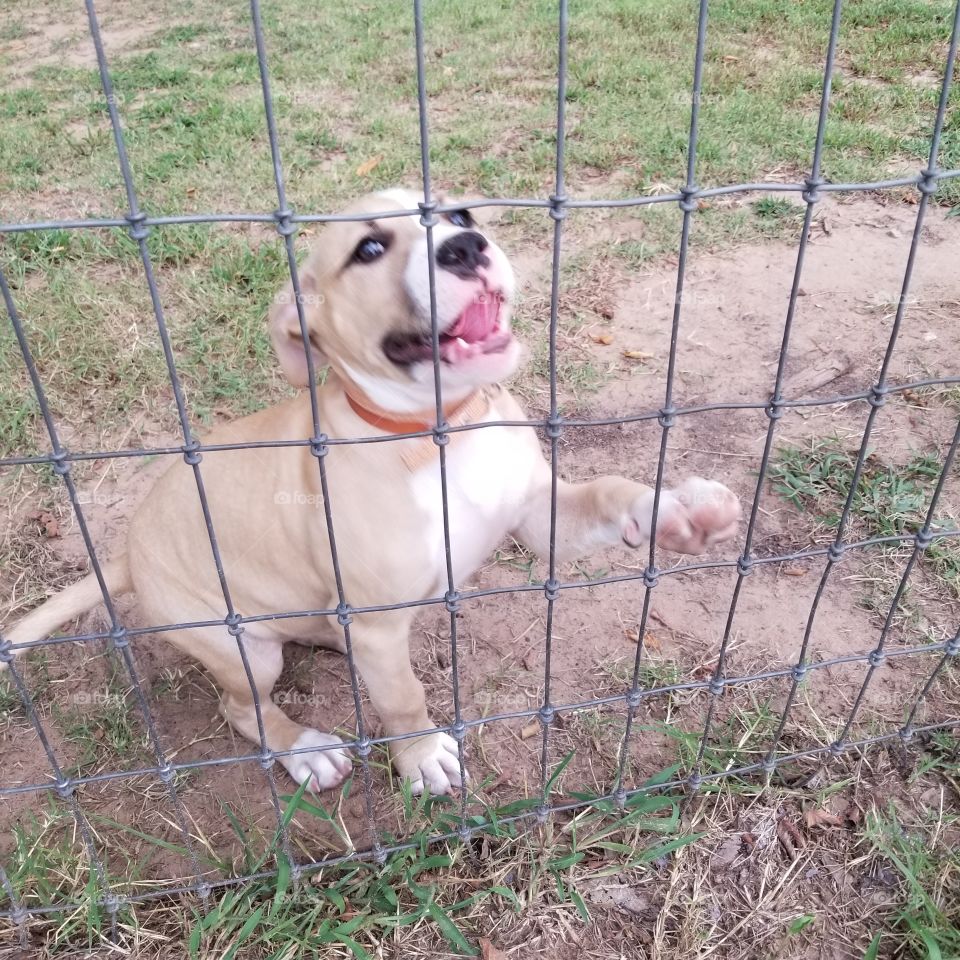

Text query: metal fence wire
(1, 0), (960, 937)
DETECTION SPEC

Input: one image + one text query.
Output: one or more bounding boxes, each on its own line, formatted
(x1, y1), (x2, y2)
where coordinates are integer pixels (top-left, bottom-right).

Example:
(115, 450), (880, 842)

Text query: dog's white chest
(410, 409), (537, 591)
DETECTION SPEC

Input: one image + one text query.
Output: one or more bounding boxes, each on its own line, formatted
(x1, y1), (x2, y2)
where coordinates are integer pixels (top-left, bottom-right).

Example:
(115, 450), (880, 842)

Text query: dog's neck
(335, 374), (492, 469)
(342, 380), (485, 434)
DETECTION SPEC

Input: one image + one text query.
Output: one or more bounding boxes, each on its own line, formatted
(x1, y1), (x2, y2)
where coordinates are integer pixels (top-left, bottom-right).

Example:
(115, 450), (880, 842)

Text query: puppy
(4, 189), (741, 795)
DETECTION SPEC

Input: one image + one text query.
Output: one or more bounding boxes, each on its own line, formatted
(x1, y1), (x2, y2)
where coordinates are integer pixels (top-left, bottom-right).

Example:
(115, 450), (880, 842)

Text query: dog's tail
(1, 555), (133, 670)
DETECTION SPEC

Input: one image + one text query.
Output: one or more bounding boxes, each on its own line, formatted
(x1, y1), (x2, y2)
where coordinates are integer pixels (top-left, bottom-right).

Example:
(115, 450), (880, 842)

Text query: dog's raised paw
(281, 729), (353, 792)
(655, 477), (741, 554)
(394, 731), (468, 796)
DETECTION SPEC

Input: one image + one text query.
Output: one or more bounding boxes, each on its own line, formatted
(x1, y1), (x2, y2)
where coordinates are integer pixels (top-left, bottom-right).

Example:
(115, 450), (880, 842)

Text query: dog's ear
(269, 269), (326, 386)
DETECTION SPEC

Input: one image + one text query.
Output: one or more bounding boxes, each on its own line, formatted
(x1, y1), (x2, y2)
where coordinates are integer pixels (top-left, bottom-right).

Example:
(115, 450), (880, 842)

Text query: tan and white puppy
(4, 190), (741, 796)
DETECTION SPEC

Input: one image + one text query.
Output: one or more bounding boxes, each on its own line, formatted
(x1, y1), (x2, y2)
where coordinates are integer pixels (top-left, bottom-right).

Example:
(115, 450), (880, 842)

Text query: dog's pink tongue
(448, 296), (499, 343)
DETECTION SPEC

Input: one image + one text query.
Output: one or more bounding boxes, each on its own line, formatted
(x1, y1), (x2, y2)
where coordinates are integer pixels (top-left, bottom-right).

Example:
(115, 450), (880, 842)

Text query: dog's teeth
(456, 337), (469, 348)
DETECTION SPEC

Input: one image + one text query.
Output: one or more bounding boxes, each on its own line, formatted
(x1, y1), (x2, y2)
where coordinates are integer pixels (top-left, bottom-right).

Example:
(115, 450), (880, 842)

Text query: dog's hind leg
(162, 624), (353, 792)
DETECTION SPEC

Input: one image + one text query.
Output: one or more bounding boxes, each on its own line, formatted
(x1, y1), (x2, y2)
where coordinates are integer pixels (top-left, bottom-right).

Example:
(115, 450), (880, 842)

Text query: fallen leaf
(623, 629), (660, 650)
(520, 720), (540, 740)
(590, 332), (614, 345)
(842, 803), (862, 826)
(622, 349), (654, 361)
(777, 817), (803, 860)
(480, 937), (508, 960)
(722, 55), (740, 63)
(29, 510), (60, 538)
(580, 878), (651, 915)
(804, 807), (843, 829)
(355, 155), (383, 177)
(781, 566), (807, 577)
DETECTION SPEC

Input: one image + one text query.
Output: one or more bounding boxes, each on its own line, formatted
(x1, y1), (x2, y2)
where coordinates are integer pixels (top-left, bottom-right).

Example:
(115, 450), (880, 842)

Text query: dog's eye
(352, 236), (388, 264)
(446, 209), (474, 229)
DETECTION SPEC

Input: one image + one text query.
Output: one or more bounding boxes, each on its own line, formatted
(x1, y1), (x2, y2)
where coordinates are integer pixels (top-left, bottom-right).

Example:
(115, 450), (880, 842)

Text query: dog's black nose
(436, 230), (490, 278)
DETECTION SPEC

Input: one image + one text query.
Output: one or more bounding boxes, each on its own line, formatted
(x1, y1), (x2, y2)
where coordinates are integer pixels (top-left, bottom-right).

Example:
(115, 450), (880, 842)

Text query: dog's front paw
(281, 729), (353, 792)
(392, 732), (468, 795)
(624, 477), (740, 554)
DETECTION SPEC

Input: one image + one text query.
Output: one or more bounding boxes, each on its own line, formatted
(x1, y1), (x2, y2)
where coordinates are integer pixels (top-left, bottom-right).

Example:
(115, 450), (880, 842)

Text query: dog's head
(269, 189), (520, 411)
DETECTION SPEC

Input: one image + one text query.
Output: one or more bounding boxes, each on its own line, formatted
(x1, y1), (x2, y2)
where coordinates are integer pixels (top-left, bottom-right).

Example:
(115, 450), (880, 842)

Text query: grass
(863, 802), (960, 959)
(769, 439), (960, 629)
(1, 0), (958, 455)
(4, 736), (959, 958)
(1, 759), (700, 957)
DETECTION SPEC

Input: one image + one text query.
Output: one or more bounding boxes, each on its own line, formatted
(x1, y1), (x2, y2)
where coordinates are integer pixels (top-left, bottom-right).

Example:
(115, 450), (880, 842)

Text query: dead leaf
(355, 155), (383, 177)
(781, 566), (807, 577)
(804, 807), (843, 829)
(842, 803), (862, 826)
(520, 721), (540, 740)
(622, 349), (654, 361)
(777, 817), (803, 860)
(480, 938), (508, 960)
(623, 629), (660, 650)
(722, 54), (740, 63)
(29, 510), (60, 538)
(580, 878), (652, 915)
(590, 332), (614, 345)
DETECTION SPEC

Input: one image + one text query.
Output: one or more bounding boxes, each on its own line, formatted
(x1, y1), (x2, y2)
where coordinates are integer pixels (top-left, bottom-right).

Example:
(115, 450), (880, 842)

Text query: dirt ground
(1, 195), (959, 954)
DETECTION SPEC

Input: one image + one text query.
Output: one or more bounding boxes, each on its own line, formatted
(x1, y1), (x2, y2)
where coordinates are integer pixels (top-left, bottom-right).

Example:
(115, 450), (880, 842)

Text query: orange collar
(344, 392), (456, 435)
(340, 380), (491, 469)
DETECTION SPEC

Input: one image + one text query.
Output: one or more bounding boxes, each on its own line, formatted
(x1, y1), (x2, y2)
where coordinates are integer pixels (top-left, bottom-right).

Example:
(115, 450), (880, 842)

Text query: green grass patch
(770, 439), (960, 598)
(863, 803), (960, 959)
(1, 0), (957, 454)
(1, 761), (698, 956)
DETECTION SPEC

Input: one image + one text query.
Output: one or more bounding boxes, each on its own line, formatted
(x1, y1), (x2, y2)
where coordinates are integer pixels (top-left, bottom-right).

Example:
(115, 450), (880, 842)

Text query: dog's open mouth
(383, 293), (513, 366)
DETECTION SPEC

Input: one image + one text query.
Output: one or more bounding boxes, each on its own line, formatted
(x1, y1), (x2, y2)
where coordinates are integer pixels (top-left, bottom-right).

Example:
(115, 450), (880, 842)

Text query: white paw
(393, 732), (468, 795)
(624, 478), (740, 554)
(656, 477), (741, 554)
(280, 729), (353, 792)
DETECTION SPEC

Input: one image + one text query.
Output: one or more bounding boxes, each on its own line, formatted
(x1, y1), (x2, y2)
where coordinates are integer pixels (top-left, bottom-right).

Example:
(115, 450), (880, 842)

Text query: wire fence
(1, 0), (959, 939)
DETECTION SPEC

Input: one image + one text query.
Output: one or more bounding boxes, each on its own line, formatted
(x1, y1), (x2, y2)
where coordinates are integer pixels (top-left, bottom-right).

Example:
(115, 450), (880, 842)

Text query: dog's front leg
(512, 465), (740, 564)
(349, 611), (465, 795)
